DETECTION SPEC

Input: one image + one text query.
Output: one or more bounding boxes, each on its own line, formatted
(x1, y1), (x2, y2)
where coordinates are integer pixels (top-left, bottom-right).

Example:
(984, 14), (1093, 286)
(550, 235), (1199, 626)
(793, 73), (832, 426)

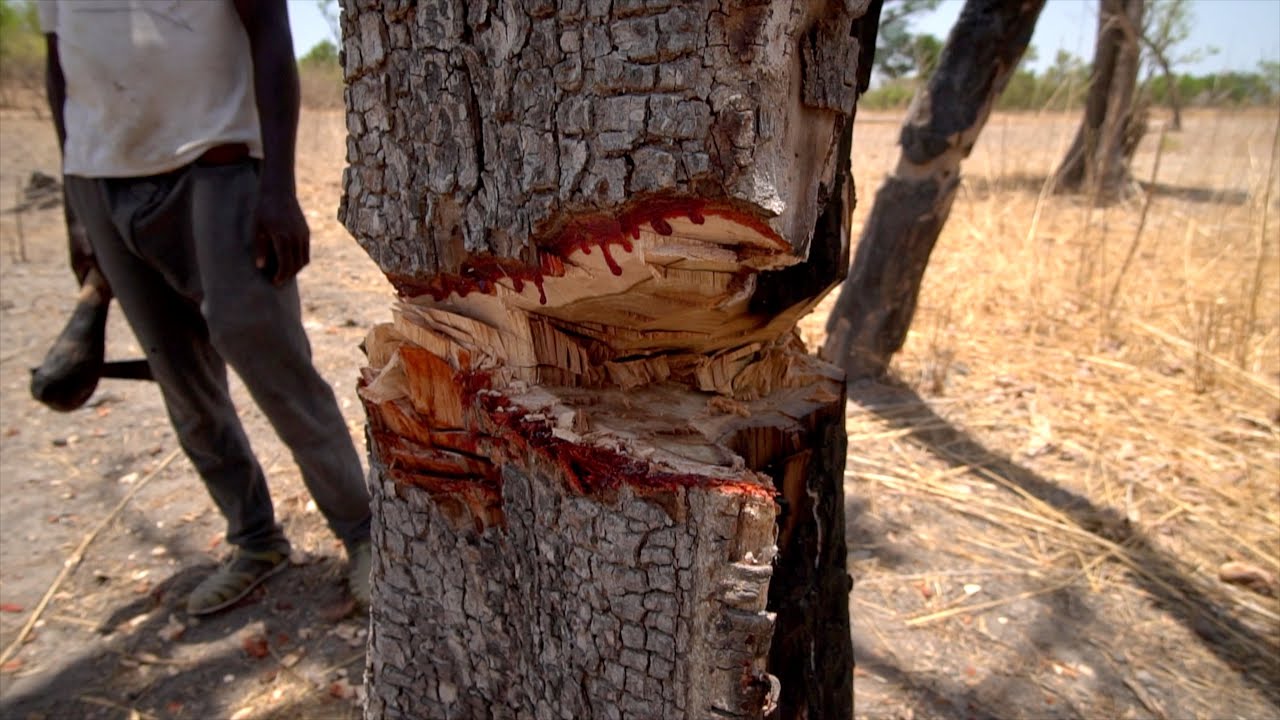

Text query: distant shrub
(300, 39), (338, 68)
(298, 40), (343, 109)
(861, 79), (919, 111)
(0, 0), (44, 104)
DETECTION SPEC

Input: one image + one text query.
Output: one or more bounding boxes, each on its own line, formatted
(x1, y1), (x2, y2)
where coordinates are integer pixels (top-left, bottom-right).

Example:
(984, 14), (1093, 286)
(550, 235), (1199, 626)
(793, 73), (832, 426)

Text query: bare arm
(45, 34), (67, 152)
(232, 0), (310, 285)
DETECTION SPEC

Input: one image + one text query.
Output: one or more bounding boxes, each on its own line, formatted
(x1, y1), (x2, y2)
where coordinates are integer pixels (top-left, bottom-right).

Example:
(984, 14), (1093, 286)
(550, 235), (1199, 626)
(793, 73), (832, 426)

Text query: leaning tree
(338, 1), (880, 718)
(824, 0), (1045, 379)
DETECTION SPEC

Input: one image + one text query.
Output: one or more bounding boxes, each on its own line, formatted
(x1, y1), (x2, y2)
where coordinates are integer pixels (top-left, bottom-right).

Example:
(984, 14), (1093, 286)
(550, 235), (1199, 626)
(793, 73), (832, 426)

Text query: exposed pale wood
(399, 346), (465, 429)
(360, 329), (849, 717)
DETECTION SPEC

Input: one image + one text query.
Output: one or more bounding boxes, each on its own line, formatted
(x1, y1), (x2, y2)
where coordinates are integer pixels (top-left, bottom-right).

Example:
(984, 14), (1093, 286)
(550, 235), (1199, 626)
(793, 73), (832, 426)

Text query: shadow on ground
(846, 379), (1280, 719)
(965, 172), (1256, 206)
(0, 559), (367, 720)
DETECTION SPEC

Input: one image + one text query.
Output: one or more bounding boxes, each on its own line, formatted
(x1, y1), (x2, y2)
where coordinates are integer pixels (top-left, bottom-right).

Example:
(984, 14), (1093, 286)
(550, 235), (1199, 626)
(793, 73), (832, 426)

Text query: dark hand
(252, 191), (310, 286)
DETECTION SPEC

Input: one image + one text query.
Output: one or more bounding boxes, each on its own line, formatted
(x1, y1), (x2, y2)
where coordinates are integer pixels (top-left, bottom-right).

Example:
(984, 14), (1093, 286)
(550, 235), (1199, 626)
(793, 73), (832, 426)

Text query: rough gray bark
(339, 0), (867, 289)
(822, 0), (1044, 380)
(358, 345), (851, 719)
(340, 1), (879, 718)
(1054, 0), (1146, 199)
(364, 430), (782, 718)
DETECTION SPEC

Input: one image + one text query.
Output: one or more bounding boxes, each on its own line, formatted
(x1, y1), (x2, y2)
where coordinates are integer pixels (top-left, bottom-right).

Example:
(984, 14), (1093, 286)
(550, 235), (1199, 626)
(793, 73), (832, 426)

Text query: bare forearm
(44, 34), (67, 152)
(233, 0), (311, 284)
(235, 0), (299, 196)
(252, 42), (300, 194)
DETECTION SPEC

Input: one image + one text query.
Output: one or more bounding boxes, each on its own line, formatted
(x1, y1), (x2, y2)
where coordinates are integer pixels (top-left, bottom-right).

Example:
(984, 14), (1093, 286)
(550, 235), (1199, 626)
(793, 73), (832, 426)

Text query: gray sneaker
(186, 545), (289, 616)
(347, 540), (372, 608)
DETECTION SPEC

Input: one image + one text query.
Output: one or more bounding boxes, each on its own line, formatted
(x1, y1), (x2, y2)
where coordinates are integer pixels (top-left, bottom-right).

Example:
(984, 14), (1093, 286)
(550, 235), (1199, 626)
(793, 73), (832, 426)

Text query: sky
(909, 0), (1280, 76)
(287, 0), (1280, 76)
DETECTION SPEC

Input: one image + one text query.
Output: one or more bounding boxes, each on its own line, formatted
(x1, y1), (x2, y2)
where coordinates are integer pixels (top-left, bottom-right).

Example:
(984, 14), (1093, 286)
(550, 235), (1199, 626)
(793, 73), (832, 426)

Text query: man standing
(39, 0), (372, 615)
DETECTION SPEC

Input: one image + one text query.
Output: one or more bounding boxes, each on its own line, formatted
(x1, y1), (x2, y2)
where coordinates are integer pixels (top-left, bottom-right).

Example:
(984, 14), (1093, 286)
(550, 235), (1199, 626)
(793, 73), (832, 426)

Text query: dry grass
(1, 83), (1274, 716)
(299, 65), (345, 111)
(804, 107), (1280, 718)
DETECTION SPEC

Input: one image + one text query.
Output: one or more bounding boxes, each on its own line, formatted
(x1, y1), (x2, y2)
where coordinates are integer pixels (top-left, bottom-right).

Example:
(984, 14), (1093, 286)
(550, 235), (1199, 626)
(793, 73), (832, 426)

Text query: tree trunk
(1156, 56), (1183, 131)
(822, 0), (1044, 380)
(1053, 0), (1145, 199)
(339, 2), (880, 717)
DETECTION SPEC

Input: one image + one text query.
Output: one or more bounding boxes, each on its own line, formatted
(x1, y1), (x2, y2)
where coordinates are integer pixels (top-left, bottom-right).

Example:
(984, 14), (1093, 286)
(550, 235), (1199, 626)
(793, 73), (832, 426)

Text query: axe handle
(100, 359), (153, 381)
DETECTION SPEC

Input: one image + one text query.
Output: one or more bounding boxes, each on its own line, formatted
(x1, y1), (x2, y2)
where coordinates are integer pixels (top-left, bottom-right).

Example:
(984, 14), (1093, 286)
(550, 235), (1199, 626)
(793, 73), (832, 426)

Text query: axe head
(29, 294), (153, 413)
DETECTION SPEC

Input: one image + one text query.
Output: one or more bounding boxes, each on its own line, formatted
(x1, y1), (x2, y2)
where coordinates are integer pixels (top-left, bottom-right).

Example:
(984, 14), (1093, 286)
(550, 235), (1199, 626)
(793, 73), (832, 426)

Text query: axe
(30, 268), (154, 413)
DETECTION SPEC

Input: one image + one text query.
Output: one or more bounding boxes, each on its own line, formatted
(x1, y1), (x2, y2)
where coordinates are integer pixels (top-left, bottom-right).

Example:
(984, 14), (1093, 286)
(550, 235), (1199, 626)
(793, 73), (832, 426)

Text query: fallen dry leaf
(242, 633), (270, 660)
(1218, 561), (1277, 597)
(328, 679), (356, 700)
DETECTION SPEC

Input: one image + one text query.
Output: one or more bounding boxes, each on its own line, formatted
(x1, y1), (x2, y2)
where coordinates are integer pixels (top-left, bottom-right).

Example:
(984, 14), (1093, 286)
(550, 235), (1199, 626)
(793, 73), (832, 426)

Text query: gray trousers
(65, 161), (371, 552)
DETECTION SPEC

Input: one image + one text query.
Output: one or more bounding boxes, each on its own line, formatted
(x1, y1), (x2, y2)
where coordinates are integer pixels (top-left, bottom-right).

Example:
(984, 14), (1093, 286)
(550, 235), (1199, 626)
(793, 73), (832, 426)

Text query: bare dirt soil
(0, 104), (1277, 720)
(0, 107), (387, 719)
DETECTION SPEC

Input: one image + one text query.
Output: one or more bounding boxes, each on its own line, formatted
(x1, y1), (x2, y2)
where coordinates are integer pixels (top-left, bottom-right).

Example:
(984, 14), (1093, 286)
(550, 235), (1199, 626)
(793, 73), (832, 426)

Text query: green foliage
(1259, 61), (1280, 95)
(1141, 0), (1214, 73)
(860, 78), (920, 110)
(300, 39), (338, 68)
(911, 34), (943, 79)
(860, 56), (1273, 113)
(994, 70), (1043, 111)
(297, 40), (343, 109)
(0, 0), (43, 63)
(874, 0), (942, 80)
(862, 0), (1273, 115)
(1144, 71), (1275, 106)
(0, 0), (43, 93)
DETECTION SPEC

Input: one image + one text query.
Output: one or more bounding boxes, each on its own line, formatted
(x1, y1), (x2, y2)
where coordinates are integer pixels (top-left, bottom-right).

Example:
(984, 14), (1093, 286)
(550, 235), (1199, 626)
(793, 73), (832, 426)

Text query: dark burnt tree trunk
(1054, 0), (1146, 199)
(822, 0), (1044, 380)
(339, 2), (880, 718)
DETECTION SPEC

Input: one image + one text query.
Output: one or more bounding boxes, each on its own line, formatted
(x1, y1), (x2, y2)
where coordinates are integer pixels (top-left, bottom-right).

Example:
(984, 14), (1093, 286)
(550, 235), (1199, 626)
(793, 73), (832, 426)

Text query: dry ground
(0, 102), (1276, 720)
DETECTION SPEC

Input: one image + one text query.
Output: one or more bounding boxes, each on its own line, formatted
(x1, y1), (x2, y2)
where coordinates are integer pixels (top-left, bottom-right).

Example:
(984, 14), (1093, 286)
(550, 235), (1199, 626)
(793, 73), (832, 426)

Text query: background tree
(296, 37), (342, 109)
(299, 39), (338, 67)
(1038, 49), (1091, 110)
(1262, 60), (1280, 96)
(909, 33), (944, 79)
(824, 0), (1046, 379)
(1140, 0), (1215, 131)
(315, 0), (340, 43)
(873, 0), (943, 80)
(1054, 0), (1146, 200)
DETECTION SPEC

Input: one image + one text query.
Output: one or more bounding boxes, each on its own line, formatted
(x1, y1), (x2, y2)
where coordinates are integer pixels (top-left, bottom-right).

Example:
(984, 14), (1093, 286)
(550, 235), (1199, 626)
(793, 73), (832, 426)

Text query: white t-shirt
(39, 0), (264, 178)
